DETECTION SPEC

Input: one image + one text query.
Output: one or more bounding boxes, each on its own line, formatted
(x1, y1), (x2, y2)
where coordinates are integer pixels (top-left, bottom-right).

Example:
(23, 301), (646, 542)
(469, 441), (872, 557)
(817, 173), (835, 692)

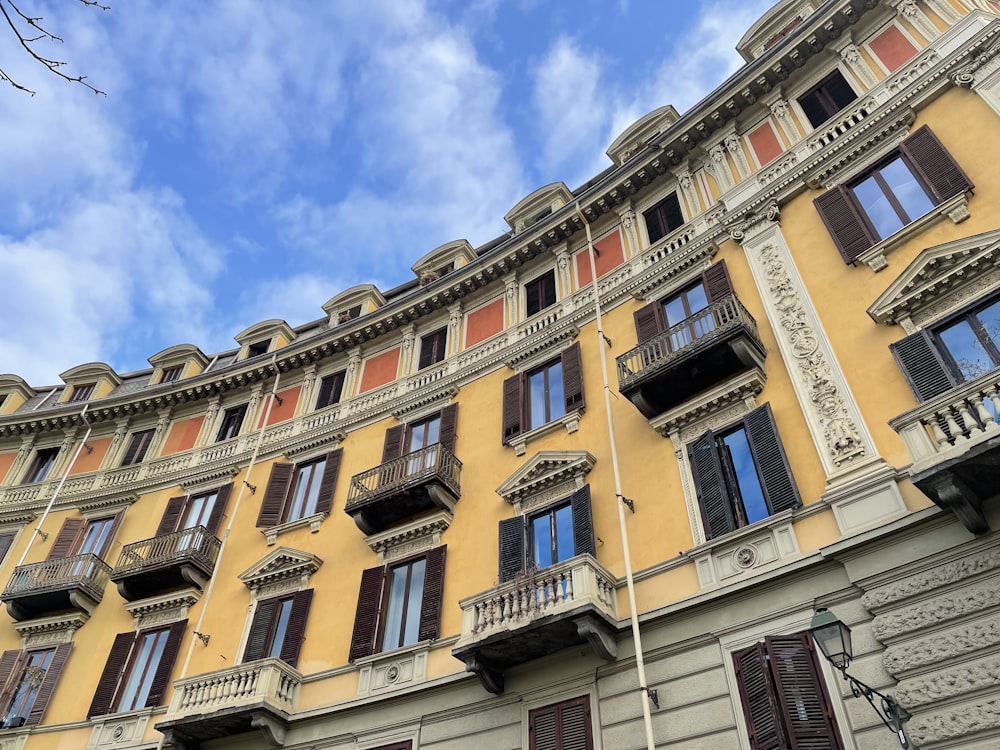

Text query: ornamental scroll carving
(754, 242), (866, 467)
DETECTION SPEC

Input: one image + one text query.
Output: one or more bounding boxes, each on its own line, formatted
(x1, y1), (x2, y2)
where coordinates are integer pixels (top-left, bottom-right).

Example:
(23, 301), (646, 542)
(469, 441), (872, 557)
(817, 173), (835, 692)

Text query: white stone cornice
(239, 547), (323, 592)
(364, 510), (453, 563)
(15, 611), (89, 647)
(124, 589), (200, 630)
(496, 450), (596, 506)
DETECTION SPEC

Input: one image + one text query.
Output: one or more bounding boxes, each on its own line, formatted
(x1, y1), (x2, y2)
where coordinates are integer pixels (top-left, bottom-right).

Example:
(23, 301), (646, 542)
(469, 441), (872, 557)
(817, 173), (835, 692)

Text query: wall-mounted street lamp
(809, 608), (909, 748)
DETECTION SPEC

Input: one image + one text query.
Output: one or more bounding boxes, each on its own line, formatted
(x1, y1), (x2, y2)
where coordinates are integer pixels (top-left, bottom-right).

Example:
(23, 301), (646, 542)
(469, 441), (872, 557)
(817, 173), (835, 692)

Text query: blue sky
(0, 0), (774, 386)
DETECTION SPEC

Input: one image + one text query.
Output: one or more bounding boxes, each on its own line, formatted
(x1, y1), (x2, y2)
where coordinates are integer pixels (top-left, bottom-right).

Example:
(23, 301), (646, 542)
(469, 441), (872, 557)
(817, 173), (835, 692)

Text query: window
(157, 484), (231, 538)
(243, 590), (313, 667)
(0, 643), (72, 728)
(418, 327), (448, 370)
(381, 404), (458, 466)
(499, 487), (595, 583)
(68, 383), (95, 403)
(890, 294), (1000, 402)
(797, 69), (858, 128)
(349, 547), (446, 661)
(633, 261), (733, 345)
(46, 513), (123, 560)
(256, 449), (343, 527)
(525, 270), (557, 317)
(0, 533), (14, 564)
(643, 192), (685, 244)
(502, 343), (584, 443)
(215, 403), (248, 442)
(315, 370), (345, 409)
(528, 695), (593, 750)
(24, 447), (59, 484)
(688, 403), (801, 540)
(120, 429), (155, 467)
(733, 633), (843, 750)
(88, 621), (186, 717)
(814, 125), (974, 263)
(160, 365), (183, 384)
(337, 304), (362, 324)
(247, 340), (270, 358)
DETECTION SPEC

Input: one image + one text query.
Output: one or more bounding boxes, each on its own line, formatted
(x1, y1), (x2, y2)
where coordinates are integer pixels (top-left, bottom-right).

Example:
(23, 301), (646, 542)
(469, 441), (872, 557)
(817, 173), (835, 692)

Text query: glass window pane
(383, 566), (409, 649)
(880, 159), (933, 223)
(403, 559), (425, 647)
(721, 428), (769, 525)
(267, 599), (294, 658)
(686, 283), (708, 314)
(554, 505), (574, 563)
(548, 362), (564, 421)
(529, 370), (547, 429)
(117, 630), (168, 712)
(975, 300), (1000, 353)
(78, 519), (113, 555)
(854, 175), (903, 239)
(940, 320), (993, 380)
(663, 295), (687, 327)
(532, 514), (553, 569)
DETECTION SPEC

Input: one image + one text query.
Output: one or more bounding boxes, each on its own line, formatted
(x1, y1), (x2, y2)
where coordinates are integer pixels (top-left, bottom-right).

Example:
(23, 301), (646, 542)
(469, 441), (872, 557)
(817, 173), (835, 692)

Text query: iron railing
(113, 525), (221, 577)
(616, 294), (760, 390)
(346, 443), (462, 511)
(2, 553), (111, 603)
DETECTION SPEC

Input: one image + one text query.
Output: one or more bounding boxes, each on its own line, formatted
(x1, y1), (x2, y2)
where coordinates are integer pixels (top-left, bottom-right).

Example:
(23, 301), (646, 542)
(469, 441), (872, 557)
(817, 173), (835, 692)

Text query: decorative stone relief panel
(85, 709), (155, 750)
(125, 589), (200, 630)
(0, 732), (28, 750)
(15, 612), (88, 648)
(355, 645), (429, 698)
(692, 516), (800, 589)
(496, 450), (596, 512)
(238, 547), (323, 603)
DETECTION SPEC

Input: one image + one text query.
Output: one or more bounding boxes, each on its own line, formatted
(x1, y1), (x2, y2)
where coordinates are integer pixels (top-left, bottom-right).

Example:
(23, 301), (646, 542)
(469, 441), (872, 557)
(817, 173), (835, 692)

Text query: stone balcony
(1, 553), (111, 621)
(452, 554), (618, 694)
(890, 371), (1000, 535)
(616, 294), (766, 419)
(110, 526), (222, 602)
(345, 443), (462, 534)
(155, 658), (301, 749)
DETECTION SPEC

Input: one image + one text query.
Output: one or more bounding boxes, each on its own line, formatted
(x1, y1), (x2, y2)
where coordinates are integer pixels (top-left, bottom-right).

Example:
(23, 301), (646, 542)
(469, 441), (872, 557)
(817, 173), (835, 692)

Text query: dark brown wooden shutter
(244, 598), (278, 662)
(205, 483), (232, 534)
(0, 649), (27, 712)
(315, 449), (343, 515)
(279, 589), (314, 667)
(121, 430), (153, 466)
(156, 496), (187, 536)
(417, 546), (447, 642)
(529, 696), (593, 750)
(733, 643), (787, 750)
(88, 632), (135, 717)
(498, 517), (525, 583)
(570, 486), (596, 558)
(382, 425), (406, 462)
(47, 518), (85, 560)
(526, 276), (540, 315)
(0, 532), (15, 562)
(502, 374), (523, 442)
(256, 462), (293, 527)
(689, 430), (736, 540)
(890, 330), (959, 402)
(349, 566), (387, 661)
(145, 619), (187, 708)
(702, 260), (734, 303)
(765, 633), (844, 750)
(745, 403), (802, 515)
(25, 642), (72, 726)
(814, 185), (878, 264)
(562, 343), (585, 413)
(634, 301), (666, 344)
(900, 124), (973, 202)
(315, 371), (345, 409)
(438, 404), (458, 453)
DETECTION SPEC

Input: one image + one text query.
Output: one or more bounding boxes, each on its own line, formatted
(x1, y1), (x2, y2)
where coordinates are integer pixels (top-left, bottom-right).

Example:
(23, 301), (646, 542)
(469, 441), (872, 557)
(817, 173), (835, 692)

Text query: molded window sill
(858, 192), (971, 272)
(261, 513), (326, 546)
(507, 410), (582, 457)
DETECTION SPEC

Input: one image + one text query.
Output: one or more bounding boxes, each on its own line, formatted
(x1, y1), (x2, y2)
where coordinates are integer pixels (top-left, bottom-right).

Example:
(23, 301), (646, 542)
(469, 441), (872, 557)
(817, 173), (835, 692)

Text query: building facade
(1, 1), (1000, 748)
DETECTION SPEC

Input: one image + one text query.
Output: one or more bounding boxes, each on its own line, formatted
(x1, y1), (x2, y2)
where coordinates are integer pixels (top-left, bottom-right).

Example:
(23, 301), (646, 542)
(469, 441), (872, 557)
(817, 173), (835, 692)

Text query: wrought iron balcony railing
(113, 525), (221, 577)
(345, 443), (462, 512)
(2, 553), (111, 601)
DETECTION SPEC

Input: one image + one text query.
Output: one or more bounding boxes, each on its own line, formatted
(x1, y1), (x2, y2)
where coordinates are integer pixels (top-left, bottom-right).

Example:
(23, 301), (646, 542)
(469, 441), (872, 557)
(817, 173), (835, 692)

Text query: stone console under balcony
(452, 554), (618, 694)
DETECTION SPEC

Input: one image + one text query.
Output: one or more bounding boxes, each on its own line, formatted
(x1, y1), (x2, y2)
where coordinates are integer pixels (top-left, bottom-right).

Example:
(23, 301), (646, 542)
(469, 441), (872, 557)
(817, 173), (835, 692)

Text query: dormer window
(337, 305), (362, 325)
(68, 383), (95, 403)
(160, 365), (183, 384)
(247, 340), (270, 358)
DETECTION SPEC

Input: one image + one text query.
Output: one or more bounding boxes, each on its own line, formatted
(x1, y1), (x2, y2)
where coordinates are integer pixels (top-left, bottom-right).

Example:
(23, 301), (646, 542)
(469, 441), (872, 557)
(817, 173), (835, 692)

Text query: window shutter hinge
(243, 480), (256, 495)
(643, 686), (659, 709)
(618, 494), (635, 513)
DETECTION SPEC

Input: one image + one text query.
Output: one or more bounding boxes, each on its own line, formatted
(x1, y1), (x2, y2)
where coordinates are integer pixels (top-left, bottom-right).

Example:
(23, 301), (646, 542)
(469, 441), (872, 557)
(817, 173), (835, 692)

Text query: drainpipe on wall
(576, 203), (658, 750)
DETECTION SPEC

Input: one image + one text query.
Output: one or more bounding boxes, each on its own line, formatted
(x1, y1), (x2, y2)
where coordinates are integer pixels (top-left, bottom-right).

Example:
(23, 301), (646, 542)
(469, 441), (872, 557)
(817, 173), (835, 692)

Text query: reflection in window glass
(852, 158), (934, 239)
(530, 503), (574, 569)
(720, 428), (769, 525)
(528, 361), (564, 430)
(266, 599), (294, 658)
(383, 558), (426, 650)
(116, 630), (169, 712)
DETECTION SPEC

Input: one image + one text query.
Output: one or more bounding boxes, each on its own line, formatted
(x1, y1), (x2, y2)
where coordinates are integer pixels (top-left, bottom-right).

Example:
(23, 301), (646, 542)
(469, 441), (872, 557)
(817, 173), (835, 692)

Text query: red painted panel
(359, 348), (400, 393)
(576, 230), (625, 287)
(748, 123), (783, 166)
(465, 298), (505, 347)
(161, 415), (205, 456)
(869, 25), (917, 73)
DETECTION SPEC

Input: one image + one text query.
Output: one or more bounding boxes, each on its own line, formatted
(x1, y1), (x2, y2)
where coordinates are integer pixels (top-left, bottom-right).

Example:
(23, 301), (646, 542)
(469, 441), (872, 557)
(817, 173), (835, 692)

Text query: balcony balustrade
(617, 294), (766, 418)
(452, 555), (618, 694)
(345, 443), (462, 534)
(111, 526), (222, 602)
(156, 657), (301, 748)
(1, 553), (111, 621)
(890, 371), (1000, 535)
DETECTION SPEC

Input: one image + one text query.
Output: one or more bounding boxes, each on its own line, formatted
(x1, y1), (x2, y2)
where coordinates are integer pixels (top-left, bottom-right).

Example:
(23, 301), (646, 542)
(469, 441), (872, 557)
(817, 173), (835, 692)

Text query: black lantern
(809, 607), (852, 669)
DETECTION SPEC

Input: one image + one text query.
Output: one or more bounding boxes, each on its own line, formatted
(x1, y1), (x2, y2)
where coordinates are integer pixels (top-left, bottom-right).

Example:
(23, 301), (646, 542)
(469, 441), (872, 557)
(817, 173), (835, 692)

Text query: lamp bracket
(841, 669), (908, 748)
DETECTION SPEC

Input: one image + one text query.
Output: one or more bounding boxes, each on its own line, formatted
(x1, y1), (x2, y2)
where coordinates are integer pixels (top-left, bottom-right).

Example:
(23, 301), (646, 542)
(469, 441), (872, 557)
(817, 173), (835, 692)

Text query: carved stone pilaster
(922, 0), (962, 24)
(296, 364), (318, 417)
(677, 166), (700, 218)
(242, 383), (265, 437)
(7, 436), (37, 481)
(147, 408), (173, 461)
(617, 205), (640, 257)
(343, 349), (362, 399)
(727, 205), (876, 479)
(553, 244), (572, 299)
(197, 396), (223, 446)
(447, 302), (463, 358)
(766, 96), (800, 146)
(953, 36), (1000, 116)
(105, 419), (132, 468)
(504, 274), (519, 328)
(705, 143), (736, 192)
(891, 0), (942, 41)
(723, 130), (753, 180)
(399, 324), (417, 374)
(53, 428), (80, 477)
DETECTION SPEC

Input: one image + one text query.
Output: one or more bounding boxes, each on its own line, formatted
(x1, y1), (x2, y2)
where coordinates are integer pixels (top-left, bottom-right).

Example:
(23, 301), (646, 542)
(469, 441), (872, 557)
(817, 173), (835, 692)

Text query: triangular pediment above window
(238, 547), (323, 592)
(868, 229), (1000, 329)
(496, 450), (596, 507)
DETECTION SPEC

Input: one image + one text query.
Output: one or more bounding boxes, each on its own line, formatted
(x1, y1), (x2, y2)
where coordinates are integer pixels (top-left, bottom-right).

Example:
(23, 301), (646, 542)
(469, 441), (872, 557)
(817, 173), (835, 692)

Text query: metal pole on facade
(576, 203), (658, 750)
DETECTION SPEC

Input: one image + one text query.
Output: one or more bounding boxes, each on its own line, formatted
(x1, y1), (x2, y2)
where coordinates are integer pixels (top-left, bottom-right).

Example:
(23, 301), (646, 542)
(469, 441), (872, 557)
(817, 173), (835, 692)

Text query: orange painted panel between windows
(576, 231), (624, 287)
(465, 298), (505, 347)
(161, 415), (205, 456)
(0, 451), (17, 484)
(868, 25), (917, 73)
(359, 348), (400, 393)
(748, 122), (783, 166)
(68, 436), (112, 475)
(258, 385), (301, 428)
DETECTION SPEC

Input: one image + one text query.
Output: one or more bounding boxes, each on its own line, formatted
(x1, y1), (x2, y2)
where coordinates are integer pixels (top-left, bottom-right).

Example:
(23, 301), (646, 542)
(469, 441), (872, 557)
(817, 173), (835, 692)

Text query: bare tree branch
(0, 0), (108, 96)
